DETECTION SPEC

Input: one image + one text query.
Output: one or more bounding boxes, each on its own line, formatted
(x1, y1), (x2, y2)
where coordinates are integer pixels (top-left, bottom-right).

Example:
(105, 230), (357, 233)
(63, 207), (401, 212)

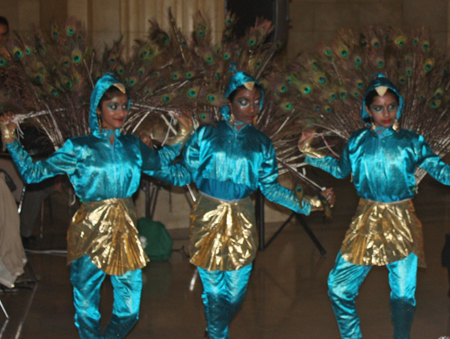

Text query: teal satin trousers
(70, 255), (142, 339)
(328, 251), (418, 339)
(198, 263), (253, 339)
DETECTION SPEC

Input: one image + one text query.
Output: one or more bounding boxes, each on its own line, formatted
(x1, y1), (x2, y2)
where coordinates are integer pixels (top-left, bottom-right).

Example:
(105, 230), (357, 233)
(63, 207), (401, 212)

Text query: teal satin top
(6, 73), (182, 203)
(307, 126), (450, 203)
(181, 120), (311, 214)
(6, 133), (180, 203)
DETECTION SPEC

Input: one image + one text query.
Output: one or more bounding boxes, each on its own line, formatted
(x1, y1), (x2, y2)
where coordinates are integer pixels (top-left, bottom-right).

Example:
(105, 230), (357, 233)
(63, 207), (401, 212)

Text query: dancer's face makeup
(228, 87), (262, 127)
(97, 92), (129, 130)
(365, 92), (399, 128)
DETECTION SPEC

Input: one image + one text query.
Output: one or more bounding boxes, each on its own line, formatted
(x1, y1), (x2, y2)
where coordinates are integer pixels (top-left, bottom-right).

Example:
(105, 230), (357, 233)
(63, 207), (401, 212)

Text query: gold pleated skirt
(189, 194), (257, 271)
(67, 197), (149, 275)
(341, 198), (425, 267)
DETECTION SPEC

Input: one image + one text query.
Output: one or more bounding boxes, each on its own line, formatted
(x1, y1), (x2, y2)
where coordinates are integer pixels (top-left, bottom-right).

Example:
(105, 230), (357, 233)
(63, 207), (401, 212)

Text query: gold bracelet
(298, 142), (325, 159)
(168, 123), (194, 146)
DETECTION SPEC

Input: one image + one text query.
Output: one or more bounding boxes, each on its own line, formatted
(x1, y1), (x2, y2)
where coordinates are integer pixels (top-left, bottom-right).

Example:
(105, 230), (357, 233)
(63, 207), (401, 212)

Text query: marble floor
(1, 172), (450, 339)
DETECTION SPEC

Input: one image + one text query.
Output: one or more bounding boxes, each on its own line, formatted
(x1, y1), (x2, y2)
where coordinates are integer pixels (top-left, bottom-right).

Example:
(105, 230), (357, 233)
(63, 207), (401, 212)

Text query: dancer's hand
(0, 112), (18, 143)
(298, 129), (316, 150)
(320, 188), (335, 207)
(171, 110), (192, 131)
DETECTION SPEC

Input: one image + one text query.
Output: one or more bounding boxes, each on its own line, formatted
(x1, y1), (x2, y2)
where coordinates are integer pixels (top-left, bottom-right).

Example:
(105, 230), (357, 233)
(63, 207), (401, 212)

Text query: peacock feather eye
(354, 55), (362, 64)
(394, 35), (407, 47)
(286, 77), (292, 84)
(0, 59), (6, 66)
(302, 85), (311, 94)
(51, 88), (59, 96)
(144, 88), (151, 95)
(109, 57), (116, 65)
(248, 38), (256, 46)
(278, 85), (287, 93)
(153, 71), (160, 78)
(376, 57), (385, 68)
(162, 95), (172, 103)
(330, 92), (337, 100)
(71, 51), (82, 63)
(52, 32), (58, 40)
(172, 72), (180, 80)
(406, 67), (413, 76)
(422, 41), (430, 51)
(324, 105), (332, 113)
(315, 73), (327, 84)
(314, 104), (321, 111)
(352, 89), (360, 97)
(207, 94), (217, 103)
(128, 77), (137, 86)
(356, 80), (364, 88)
(200, 113), (207, 120)
(187, 87), (199, 98)
(283, 102), (293, 110)
(339, 90), (347, 99)
(413, 38), (419, 46)
(226, 18), (232, 26)
(116, 65), (124, 74)
(186, 72), (194, 79)
(138, 68), (145, 75)
(435, 88), (444, 99)
(338, 46), (349, 58)
(25, 47), (31, 55)
(215, 72), (221, 80)
(399, 76), (406, 84)
(64, 80), (73, 89)
(34, 74), (43, 83)
(323, 47), (332, 56)
(66, 25), (75, 36)
(371, 38), (381, 48)
(223, 53), (230, 60)
(424, 58), (435, 72)
(430, 99), (441, 108)
(12, 47), (23, 60)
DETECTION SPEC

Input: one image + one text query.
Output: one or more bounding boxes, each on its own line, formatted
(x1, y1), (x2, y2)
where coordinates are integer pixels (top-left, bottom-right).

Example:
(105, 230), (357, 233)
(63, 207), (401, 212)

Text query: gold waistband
(67, 197), (148, 275)
(189, 194), (257, 271)
(341, 198), (424, 267)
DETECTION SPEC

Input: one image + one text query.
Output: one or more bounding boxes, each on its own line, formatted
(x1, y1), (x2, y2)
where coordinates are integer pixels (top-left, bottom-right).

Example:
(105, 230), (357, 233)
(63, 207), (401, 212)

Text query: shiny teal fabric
(307, 75), (450, 203)
(307, 127), (450, 203)
(182, 120), (311, 213)
(328, 252), (417, 339)
(155, 70), (310, 213)
(6, 74), (181, 203)
(198, 264), (253, 339)
(70, 255), (142, 339)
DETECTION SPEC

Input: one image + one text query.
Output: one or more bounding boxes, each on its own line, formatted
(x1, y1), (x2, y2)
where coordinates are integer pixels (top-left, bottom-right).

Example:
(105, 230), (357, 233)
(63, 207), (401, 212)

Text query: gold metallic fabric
(298, 142), (325, 159)
(67, 197), (148, 275)
(189, 194), (257, 271)
(341, 198), (425, 267)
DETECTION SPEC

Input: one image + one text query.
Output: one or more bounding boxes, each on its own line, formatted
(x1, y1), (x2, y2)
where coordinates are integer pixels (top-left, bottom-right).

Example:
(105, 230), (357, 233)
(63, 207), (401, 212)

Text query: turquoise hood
(361, 74), (405, 126)
(89, 73), (129, 133)
(220, 71), (264, 120)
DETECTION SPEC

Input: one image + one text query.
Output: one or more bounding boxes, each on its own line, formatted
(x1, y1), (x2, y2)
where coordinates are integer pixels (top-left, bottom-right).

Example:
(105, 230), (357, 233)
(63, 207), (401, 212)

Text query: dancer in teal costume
(156, 70), (332, 339)
(300, 74), (450, 339)
(1, 73), (191, 339)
